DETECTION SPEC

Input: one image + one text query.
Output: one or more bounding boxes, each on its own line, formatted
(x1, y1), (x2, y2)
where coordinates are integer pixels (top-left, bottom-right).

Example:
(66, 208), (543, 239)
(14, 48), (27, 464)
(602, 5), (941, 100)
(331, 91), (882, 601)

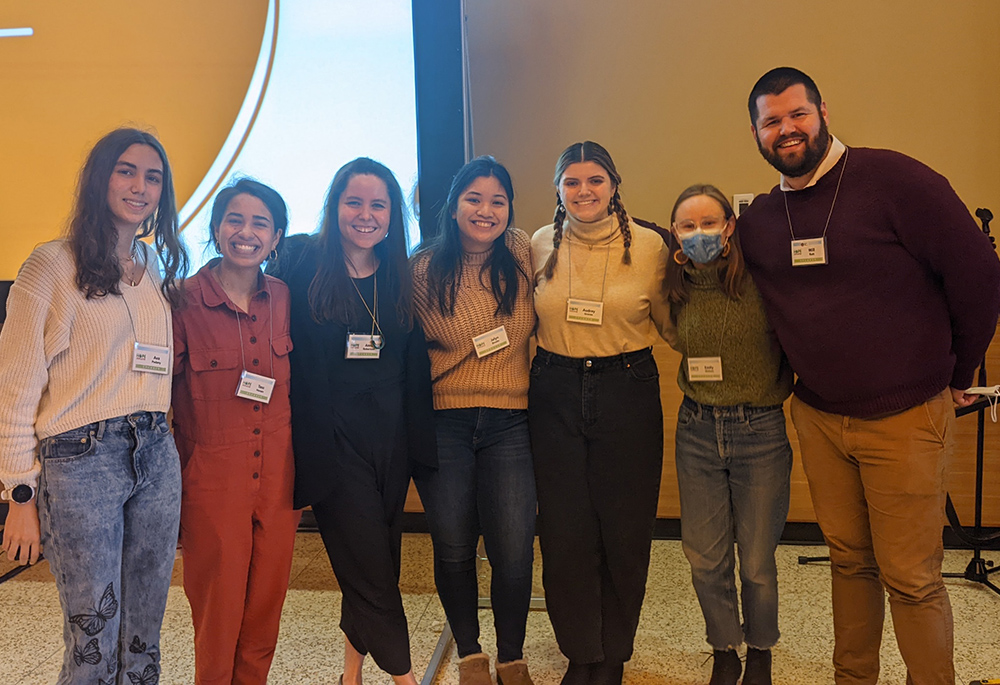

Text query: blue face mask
(680, 231), (726, 264)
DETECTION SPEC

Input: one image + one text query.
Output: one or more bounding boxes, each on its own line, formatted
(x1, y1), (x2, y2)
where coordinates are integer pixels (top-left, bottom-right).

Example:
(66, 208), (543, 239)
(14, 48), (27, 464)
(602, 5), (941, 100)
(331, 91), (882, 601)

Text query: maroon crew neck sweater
(738, 147), (1000, 417)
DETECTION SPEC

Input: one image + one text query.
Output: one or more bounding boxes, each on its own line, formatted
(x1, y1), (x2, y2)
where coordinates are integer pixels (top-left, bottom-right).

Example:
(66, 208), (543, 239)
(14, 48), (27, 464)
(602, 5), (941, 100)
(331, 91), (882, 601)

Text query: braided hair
(543, 141), (631, 281)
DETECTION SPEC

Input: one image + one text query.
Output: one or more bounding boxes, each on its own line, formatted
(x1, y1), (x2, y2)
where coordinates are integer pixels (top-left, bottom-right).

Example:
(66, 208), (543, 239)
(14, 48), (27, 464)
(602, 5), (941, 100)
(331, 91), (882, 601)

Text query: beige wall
(461, 0), (1000, 523)
(464, 0), (1000, 229)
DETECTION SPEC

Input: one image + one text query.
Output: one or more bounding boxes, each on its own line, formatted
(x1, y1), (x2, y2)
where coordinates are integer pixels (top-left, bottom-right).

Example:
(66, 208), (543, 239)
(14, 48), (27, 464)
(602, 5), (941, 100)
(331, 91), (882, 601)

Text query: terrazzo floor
(1, 533), (998, 684)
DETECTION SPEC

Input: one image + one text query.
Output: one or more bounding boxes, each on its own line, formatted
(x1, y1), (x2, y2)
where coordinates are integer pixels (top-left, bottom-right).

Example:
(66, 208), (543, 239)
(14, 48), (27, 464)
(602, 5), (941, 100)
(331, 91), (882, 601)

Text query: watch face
(11, 484), (33, 503)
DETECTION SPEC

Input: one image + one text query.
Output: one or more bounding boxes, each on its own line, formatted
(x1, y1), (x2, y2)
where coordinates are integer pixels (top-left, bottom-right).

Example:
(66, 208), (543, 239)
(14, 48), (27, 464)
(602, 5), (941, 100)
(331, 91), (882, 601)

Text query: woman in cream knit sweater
(0, 128), (188, 683)
(410, 157), (537, 685)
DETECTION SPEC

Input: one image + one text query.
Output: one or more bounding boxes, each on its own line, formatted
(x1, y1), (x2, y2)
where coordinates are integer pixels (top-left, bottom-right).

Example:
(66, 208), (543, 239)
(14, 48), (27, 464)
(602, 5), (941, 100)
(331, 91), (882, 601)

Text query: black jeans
(528, 347), (663, 664)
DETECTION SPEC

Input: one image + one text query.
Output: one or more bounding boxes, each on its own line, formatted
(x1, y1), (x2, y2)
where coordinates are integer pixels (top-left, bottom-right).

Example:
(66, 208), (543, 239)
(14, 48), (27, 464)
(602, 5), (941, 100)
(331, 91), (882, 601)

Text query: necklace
(121, 240), (141, 287)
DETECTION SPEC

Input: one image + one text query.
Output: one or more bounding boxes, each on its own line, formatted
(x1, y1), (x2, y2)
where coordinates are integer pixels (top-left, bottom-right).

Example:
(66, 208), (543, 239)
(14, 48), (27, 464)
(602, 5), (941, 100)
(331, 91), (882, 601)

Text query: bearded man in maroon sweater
(738, 67), (1000, 685)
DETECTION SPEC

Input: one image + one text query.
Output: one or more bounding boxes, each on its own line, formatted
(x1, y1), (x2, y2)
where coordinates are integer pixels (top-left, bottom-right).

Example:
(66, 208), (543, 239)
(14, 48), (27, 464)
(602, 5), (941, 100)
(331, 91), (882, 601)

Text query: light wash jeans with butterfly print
(39, 411), (181, 685)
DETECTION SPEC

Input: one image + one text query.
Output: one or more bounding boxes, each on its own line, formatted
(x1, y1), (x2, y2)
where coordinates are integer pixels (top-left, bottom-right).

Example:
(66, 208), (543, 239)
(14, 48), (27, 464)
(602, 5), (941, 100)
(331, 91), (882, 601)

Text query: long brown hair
(663, 184), (748, 315)
(308, 158), (412, 328)
(69, 128), (187, 307)
(541, 141), (632, 281)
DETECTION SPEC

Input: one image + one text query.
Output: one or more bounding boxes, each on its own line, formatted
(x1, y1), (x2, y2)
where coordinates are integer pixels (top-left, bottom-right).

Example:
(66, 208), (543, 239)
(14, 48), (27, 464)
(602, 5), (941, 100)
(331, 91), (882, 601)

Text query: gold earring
(673, 249), (689, 265)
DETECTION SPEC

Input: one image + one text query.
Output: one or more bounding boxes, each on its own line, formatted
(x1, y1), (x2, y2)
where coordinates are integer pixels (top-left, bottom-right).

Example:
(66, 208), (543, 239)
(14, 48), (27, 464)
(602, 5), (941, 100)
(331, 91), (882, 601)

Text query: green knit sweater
(674, 264), (792, 407)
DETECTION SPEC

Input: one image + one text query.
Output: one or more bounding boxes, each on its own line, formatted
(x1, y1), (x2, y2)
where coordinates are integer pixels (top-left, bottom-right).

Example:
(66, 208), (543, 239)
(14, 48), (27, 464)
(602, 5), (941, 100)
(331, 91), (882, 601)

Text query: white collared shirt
(780, 136), (846, 192)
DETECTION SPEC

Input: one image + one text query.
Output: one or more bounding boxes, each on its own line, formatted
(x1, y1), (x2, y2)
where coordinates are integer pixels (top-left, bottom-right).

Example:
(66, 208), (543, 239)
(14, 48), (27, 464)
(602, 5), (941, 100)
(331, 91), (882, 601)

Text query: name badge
(236, 370), (275, 403)
(132, 342), (170, 374)
(473, 325), (510, 358)
(791, 237), (828, 266)
(687, 356), (723, 382)
(346, 333), (382, 359)
(566, 298), (604, 325)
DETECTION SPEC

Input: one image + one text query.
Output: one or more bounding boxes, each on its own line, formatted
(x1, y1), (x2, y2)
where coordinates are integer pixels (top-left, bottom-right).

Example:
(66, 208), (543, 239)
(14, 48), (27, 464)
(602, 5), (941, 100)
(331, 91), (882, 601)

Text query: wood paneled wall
(407, 332), (1000, 526)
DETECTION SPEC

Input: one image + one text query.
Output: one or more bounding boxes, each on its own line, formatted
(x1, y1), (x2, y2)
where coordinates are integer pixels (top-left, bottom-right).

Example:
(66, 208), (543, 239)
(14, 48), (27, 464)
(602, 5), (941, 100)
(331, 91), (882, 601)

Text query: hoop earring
(673, 249), (689, 265)
(268, 249), (278, 261)
(721, 242), (731, 258)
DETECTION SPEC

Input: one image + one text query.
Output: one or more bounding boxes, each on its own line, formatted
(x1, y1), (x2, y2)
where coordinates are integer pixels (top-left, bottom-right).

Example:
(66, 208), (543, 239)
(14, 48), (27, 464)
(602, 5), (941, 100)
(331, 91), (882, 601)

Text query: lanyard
(784, 147), (849, 241)
(120, 243), (170, 347)
(350, 269), (384, 348)
(683, 295), (732, 359)
(566, 224), (616, 301)
(234, 279), (275, 378)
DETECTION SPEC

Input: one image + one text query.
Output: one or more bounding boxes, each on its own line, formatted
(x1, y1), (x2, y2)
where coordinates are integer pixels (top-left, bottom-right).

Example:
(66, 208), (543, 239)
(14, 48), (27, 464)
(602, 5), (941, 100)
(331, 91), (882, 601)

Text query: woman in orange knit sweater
(410, 156), (537, 685)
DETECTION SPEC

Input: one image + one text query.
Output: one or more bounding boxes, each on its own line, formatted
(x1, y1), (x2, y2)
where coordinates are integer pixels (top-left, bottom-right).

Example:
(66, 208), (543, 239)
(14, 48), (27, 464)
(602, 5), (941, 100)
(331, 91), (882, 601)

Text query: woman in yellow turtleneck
(529, 141), (674, 685)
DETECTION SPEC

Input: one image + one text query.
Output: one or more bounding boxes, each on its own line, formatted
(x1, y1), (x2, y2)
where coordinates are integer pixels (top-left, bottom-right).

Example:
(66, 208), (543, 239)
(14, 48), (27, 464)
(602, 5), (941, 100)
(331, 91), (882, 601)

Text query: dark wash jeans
(528, 347), (663, 664)
(38, 411), (181, 685)
(413, 407), (536, 662)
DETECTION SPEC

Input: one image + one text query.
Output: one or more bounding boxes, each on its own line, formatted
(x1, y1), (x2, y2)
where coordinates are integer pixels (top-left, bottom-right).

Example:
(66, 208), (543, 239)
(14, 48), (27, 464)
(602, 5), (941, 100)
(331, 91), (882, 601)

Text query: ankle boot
(707, 649), (741, 685)
(560, 662), (590, 685)
(458, 653), (493, 685)
(742, 647), (772, 685)
(496, 659), (534, 685)
(589, 660), (624, 685)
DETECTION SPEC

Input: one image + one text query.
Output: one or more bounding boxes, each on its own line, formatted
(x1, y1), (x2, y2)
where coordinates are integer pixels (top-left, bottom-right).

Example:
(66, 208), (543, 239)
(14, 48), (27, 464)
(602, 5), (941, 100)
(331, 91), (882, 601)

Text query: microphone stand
(942, 208), (1000, 595)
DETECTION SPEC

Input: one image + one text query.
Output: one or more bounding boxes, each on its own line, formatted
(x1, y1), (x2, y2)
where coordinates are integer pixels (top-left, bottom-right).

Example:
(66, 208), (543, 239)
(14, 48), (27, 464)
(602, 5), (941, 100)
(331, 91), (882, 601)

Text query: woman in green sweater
(665, 185), (792, 685)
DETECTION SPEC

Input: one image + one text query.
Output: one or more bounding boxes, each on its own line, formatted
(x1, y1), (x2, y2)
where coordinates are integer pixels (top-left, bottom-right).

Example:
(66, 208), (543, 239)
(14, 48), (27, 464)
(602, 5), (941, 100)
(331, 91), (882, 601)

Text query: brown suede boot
(495, 659), (534, 685)
(459, 653), (493, 685)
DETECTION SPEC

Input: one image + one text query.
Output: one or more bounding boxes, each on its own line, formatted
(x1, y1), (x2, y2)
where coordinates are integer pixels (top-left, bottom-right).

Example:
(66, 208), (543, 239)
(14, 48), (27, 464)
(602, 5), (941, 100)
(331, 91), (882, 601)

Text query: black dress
(269, 235), (435, 674)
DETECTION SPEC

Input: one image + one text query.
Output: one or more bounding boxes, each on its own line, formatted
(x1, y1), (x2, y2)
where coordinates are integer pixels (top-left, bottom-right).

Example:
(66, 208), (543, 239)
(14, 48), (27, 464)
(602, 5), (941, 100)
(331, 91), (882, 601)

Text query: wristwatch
(1, 484), (35, 504)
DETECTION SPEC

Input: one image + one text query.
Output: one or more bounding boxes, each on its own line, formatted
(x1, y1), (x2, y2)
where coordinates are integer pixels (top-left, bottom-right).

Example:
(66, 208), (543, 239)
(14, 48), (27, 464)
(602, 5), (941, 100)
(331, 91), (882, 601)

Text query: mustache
(775, 133), (807, 147)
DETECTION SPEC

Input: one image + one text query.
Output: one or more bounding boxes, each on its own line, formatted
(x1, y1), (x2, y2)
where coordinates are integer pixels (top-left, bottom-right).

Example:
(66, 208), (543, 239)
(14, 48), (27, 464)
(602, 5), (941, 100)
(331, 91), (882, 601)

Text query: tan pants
(790, 390), (955, 685)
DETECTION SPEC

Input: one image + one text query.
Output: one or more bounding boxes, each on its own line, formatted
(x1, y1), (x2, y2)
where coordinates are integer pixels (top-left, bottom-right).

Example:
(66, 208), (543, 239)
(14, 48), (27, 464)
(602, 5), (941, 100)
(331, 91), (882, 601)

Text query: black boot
(561, 662), (590, 685)
(742, 648), (772, 685)
(708, 649), (742, 685)
(589, 660), (624, 685)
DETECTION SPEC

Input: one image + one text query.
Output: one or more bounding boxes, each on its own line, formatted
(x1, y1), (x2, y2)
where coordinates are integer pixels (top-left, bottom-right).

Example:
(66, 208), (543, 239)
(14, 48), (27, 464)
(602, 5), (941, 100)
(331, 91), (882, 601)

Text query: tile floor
(1, 533), (998, 684)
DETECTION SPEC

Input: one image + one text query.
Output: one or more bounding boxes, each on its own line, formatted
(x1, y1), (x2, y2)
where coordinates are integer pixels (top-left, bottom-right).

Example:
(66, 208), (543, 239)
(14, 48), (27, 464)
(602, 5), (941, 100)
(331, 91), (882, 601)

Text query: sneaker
(742, 648), (772, 685)
(708, 649), (742, 685)
(459, 653), (493, 685)
(496, 659), (534, 685)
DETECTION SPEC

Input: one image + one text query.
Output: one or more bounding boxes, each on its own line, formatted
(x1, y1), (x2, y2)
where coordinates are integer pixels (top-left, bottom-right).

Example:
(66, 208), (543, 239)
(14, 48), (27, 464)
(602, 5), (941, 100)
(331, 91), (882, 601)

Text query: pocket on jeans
(626, 356), (659, 382)
(745, 408), (787, 437)
(677, 403), (696, 427)
(529, 358), (543, 378)
(41, 430), (96, 462)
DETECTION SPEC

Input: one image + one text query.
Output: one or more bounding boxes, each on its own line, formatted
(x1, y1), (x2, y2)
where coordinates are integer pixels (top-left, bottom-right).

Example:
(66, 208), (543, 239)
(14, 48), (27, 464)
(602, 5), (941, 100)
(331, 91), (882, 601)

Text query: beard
(757, 117), (831, 178)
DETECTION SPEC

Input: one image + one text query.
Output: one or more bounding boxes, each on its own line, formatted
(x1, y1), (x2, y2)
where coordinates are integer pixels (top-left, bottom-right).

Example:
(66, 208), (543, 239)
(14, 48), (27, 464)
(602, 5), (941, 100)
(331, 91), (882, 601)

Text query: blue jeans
(674, 397), (792, 651)
(38, 411), (182, 685)
(413, 408), (536, 663)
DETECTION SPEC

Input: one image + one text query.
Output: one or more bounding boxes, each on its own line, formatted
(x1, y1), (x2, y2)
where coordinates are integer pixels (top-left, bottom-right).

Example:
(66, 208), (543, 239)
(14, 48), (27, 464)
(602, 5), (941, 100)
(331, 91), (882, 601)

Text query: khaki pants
(790, 390), (955, 685)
